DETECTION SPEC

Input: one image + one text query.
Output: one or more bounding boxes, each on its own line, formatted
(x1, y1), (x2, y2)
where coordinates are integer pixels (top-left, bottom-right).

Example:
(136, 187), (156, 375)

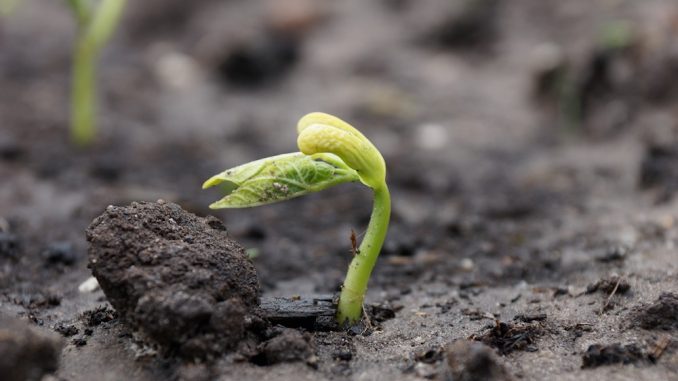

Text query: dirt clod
(631, 292), (678, 330)
(446, 340), (514, 381)
(366, 302), (398, 323)
(86, 201), (260, 358)
(425, 0), (500, 50)
(217, 34), (300, 88)
(0, 232), (20, 260)
(252, 328), (315, 365)
(80, 305), (117, 327)
(640, 144), (678, 198)
(581, 343), (648, 368)
(54, 323), (79, 337)
(0, 315), (63, 381)
(470, 320), (543, 355)
(586, 275), (630, 295)
(42, 241), (79, 266)
(513, 313), (547, 323)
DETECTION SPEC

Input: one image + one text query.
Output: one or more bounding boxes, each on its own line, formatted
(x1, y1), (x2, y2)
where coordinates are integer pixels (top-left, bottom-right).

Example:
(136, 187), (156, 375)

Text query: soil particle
(640, 144), (678, 199)
(631, 292), (678, 330)
(581, 343), (648, 368)
(252, 328), (315, 366)
(53, 323), (79, 337)
(0, 315), (63, 381)
(333, 348), (353, 361)
(424, 0), (501, 51)
(72, 337), (88, 347)
(0, 232), (20, 260)
(445, 339), (514, 381)
(0, 137), (24, 161)
(513, 313), (547, 323)
(216, 33), (300, 88)
(11, 290), (62, 309)
(413, 345), (445, 364)
(89, 154), (124, 183)
(365, 302), (398, 323)
(594, 245), (629, 263)
(585, 275), (631, 295)
(80, 305), (117, 327)
(470, 320), (543, 355)
(86, 201), (260, 358)
(42, 241), (79, 266)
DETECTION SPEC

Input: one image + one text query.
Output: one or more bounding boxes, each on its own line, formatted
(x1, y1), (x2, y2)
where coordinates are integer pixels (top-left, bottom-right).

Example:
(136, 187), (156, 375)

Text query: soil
(0, 315), (63, 381)
(1, 0), (678, 380)
(445, 340), (514, 381)
(87, 201), (260, 359)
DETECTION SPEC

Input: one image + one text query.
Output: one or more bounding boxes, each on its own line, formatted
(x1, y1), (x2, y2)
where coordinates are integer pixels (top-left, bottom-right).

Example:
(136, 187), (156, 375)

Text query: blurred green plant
(0, 0), (20, 15)
(599, 20), (634, 51)
(204, 112), (391, 326)
(65, 0), (126, 146)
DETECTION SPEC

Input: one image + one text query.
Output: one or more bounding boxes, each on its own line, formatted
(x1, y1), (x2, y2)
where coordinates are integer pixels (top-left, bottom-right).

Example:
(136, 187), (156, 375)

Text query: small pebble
(78, 276), (100, 293)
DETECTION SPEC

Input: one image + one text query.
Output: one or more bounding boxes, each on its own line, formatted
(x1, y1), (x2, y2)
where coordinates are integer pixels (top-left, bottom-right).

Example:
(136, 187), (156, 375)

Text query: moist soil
(2, 0), (678, 380)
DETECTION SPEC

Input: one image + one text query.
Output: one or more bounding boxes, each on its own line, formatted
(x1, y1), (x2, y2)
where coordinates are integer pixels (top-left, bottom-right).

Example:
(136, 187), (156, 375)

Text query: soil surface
(1, 0), (678, 380)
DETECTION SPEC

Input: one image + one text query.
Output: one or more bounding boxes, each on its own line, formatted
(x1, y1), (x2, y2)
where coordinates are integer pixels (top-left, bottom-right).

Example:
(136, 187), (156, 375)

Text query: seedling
(65, 0), (126, 146)
(203, 112), (390, 325)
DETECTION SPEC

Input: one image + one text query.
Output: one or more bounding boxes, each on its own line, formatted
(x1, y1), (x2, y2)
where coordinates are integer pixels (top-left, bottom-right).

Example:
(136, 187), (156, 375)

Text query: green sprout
(65, 0), (126, 146)
(203, 112), (391, 325)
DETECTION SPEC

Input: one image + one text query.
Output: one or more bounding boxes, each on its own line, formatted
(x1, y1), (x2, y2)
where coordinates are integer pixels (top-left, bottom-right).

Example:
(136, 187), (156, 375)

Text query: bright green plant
(203, 112), (390, 325)
(65, 0), (126, 146)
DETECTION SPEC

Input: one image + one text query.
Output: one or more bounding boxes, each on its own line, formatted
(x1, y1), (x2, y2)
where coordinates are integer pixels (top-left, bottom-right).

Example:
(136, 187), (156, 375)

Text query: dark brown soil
(470, 320), (544, 355)
(446, 340), (514, 381)
(581, 343), (649, 368)
(87, 201), (260, 358)
(252, 327), (315, 366)
(0, 315), (63, 381)
(2, 0), (678, 380)
(631, 292), (678, 331)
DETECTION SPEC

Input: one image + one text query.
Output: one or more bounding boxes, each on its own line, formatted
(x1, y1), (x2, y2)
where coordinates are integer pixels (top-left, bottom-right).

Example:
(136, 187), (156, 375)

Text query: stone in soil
(0, 315), (63, 381)
(86, 201), (261, 358)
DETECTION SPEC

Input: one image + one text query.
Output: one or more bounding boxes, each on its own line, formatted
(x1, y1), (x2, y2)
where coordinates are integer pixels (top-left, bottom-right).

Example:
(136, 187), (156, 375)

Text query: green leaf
(203, 152), (359, 209)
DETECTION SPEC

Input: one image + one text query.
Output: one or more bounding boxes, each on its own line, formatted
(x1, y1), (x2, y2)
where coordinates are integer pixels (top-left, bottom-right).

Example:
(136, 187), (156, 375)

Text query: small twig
(600, 276), (623, 314)
(650, 335), (671, 361)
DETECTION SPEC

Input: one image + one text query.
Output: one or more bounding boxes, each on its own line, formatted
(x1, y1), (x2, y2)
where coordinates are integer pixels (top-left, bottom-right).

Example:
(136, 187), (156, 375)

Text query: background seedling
(65, 0), (126, 146)
(204, 112), (390, 325)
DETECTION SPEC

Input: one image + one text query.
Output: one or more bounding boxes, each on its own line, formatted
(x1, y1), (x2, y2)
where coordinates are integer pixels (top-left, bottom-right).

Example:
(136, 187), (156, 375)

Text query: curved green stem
(337, 183), (391, 325)
(71, 37), (96, 146)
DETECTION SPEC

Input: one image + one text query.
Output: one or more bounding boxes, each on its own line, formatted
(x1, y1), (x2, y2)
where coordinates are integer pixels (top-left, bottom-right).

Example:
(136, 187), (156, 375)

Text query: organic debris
(470, 320), (543, 355)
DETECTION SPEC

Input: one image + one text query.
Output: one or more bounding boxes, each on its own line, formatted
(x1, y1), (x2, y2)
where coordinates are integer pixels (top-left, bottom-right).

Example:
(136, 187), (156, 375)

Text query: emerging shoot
(203, 113), (390, 325)
(65, 0), (126, 146)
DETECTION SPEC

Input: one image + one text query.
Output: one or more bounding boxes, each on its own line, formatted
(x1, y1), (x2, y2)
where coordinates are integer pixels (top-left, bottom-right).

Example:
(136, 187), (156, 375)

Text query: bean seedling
(65, 0), (126, 146)
(203, 112), (390, 325)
